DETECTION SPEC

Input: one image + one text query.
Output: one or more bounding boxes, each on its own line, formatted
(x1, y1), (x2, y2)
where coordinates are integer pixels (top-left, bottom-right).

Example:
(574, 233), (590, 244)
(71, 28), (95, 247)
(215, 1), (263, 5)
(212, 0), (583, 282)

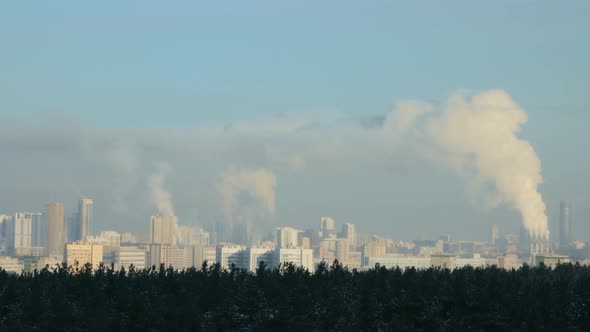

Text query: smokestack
(148, 163), (175, 216)
(218, 168), (277, 223)
(395, 90), (549, 240)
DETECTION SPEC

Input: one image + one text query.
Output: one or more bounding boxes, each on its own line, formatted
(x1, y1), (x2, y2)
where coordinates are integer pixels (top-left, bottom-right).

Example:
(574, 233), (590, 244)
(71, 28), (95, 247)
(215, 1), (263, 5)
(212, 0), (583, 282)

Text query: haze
(1, 1), (589, 241)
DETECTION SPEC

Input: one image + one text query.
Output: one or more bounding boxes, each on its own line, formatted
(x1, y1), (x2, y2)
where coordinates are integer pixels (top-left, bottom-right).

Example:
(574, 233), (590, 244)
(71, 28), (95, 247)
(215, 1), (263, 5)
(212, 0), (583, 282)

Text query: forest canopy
(0, 261), (588, 331)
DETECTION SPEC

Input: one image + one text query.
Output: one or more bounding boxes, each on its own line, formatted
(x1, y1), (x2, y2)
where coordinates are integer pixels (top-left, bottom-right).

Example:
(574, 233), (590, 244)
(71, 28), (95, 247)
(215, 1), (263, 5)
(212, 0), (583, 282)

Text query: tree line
(0, 261), (589, 331)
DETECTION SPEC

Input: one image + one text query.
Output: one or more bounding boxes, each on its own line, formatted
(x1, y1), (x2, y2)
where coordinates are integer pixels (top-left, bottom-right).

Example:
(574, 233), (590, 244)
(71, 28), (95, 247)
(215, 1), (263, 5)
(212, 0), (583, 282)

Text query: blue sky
(0, 1), (589, 241)
(2, 1), (588, 125)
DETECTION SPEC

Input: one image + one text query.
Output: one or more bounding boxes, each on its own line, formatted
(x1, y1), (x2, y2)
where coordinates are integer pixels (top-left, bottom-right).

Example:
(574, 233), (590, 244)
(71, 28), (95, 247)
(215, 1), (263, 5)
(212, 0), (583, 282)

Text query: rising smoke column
(148, 162), (175, 216)
(390, 90), (549, 240)
(218, 168), (277, 222)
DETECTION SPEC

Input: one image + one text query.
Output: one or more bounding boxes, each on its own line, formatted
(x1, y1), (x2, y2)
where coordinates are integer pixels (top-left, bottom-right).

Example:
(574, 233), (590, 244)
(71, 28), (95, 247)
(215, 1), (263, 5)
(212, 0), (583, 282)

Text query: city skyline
(0, 193), (582, 275)
(1, 3), (588, 330)
(0, 195), (581, 244)
(0, 197), (586, 246)
(1, 2), (589, 243)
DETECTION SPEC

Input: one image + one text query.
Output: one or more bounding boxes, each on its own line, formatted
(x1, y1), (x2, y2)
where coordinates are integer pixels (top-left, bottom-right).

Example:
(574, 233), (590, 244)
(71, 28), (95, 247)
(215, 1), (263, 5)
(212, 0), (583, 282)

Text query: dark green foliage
(0, 263), (589, 331)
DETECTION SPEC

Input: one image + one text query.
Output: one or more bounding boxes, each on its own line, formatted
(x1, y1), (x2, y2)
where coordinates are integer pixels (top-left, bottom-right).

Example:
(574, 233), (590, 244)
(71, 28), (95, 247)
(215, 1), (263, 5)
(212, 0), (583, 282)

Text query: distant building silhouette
(490, 224), (499, 246)
(46, 202), (66, 257)
(559, 202), (572, 248)
(276, 227), (300, 248)
(149, 215), (175, 245)
(78, 198), (94, 241)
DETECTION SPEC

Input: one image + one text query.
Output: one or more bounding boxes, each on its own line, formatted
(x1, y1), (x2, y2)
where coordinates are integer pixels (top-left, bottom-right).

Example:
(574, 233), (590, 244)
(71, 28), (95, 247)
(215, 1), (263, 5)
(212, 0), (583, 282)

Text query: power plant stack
(529, 235), (550, 264)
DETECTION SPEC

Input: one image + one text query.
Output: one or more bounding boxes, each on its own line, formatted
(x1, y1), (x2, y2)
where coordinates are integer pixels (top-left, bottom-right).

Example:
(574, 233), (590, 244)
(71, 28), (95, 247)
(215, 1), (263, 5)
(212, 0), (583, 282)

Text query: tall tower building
(46, 202), (66, 257)
(67, 212), (79, 243)
(31, 213), (44, 248)
(150, 215), (176, 245)
(0, 215), (14, 255)
(232, 223), (250, 245)
(490, 224), (499, 246)
(78, 198), (94, 241)
(559, 202), (573, 249)
(14, 213), (34, 249)
(319, 217), (335, 238)
(341, 223), (357, 249)
(335, 238), (349, 264)
(276, 227), (300, 248)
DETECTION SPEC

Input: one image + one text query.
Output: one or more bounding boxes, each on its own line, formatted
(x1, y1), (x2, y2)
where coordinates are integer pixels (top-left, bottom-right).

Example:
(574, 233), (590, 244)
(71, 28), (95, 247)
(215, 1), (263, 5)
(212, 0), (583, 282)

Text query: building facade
(78, 198), (94, 241)
(150, 215), (176, 245)
(341, 223), (356, 250)
(276, 227), (300, 248)
(115, 246), (147, 270)
(66, 242), (104, 269)
(559, 202), (573, 248)
(46, 202), (66, 257)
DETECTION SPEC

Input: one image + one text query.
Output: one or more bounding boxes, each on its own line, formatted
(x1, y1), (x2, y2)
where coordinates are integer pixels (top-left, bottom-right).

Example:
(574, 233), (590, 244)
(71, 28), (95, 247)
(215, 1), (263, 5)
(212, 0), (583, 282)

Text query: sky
(0, 1), (589, 241)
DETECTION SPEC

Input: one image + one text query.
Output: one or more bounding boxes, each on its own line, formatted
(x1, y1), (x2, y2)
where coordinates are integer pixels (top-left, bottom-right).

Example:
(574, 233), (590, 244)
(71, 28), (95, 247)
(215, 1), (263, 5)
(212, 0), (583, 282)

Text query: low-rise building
(215, 245), (314, 272)
(115, 246), (147, 270)
(0, 256), (23, 274)
(66, 242), (104, 269)
(246, 247), (274, 271)
(366, 255), (431, 270)
(431, 254), (456, 269)
(497, 254), (522, 270)
(533, 254), (571, 268)
(216, 244), (246, 270)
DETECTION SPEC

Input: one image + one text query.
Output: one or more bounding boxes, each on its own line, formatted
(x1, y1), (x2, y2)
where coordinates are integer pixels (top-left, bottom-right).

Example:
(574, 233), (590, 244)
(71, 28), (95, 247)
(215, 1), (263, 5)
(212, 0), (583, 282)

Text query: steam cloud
(148, 163), (175, 216)
(218, 168), (277, 222)
(389, 90), (549, 239)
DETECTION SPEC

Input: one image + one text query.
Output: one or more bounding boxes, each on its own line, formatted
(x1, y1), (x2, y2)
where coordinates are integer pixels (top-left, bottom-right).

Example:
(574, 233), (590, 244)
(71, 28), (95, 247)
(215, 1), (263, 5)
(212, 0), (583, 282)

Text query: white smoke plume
(218, 168), (277, 222)
(388, 90), (549, 239)
(148, 163), (175, 216)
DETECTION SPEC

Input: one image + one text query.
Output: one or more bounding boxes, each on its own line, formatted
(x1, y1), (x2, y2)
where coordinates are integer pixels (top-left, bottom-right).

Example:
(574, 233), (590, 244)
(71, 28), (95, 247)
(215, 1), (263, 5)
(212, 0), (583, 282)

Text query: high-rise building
(86, 231), (122, 247)
(214, 220), (228, 244)
(14, 213), (33, 249)
(121, 232), (140, 244)
(216, 244), (245, 269)
(319, 237), (336, 262)
(232, 223), (250, 245)
(67, 212), (79, 243)
(31, 213), (44, 248)
(168, 247), (194, 269)
(341, 223), (356, 250)
(274, 248), (314, 272)
(361, 240), (386, 267)
(147, 244), (192, 268)
(12, 212), (44, 257)
(114, 246), (147, 270)
(245, 247), (274, 271)
(0, 215), (14, 255)
(176, 225), (205, 246)
(149, 215), (176, 244)
(78, 198), (94, 241)
(148, 243), (170, 267)
(490, 224), (499, 246)
(559, 202), (573, 248)
(299, 236), (311, 250)
(65, 241), (103, 269)
(319, 217), (335, 238)
(276, 227), (300, 248)
(46, 202), (66, 257)
(202, 246), (217, 265)
(335, 238), (349, 264)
